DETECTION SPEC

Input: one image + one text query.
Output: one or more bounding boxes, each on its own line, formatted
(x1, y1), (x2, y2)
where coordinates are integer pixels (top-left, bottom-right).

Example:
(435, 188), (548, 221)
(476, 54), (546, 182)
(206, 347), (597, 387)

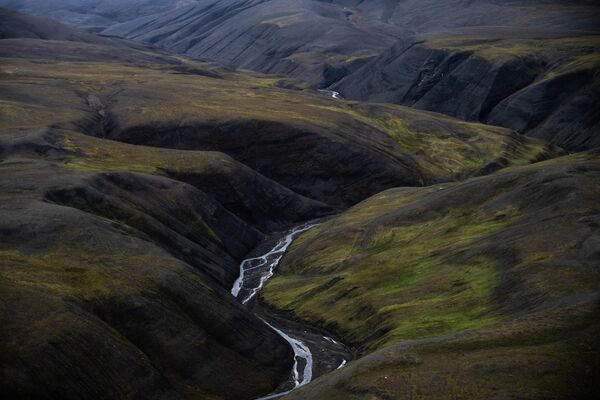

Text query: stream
(231, 223), (349, 399)
(318, 89), (343, 99)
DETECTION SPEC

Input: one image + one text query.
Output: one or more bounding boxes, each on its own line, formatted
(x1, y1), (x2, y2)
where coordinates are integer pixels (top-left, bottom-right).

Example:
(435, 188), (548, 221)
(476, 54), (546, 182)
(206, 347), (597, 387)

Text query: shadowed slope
(334, 33), (600, 150)
(0, 155), (295, 399)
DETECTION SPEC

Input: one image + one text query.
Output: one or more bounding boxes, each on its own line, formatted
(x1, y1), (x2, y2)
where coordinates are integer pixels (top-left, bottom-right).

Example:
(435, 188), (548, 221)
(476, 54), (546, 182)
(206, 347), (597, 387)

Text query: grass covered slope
(262, 151), (600, 399)
(0, 36), (557, 207)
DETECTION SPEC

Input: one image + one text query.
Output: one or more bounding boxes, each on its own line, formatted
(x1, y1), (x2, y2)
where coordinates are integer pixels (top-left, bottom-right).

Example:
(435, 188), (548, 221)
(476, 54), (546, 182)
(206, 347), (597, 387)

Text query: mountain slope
(2, 1), (598, 149)
(100, 0), (600, 149)
(262, 150), (600, 399)
(0, 0), (197, 31)
(0, 7), (114, 42)
(0, 14), (565, 399)
(0, 131), (299, 399)
(334, 34), (600, 150)
(101, 0), (400, 86)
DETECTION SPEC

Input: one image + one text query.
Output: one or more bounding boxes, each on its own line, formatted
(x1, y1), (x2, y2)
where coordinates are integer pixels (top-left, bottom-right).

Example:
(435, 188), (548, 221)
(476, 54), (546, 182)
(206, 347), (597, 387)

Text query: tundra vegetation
(0, 3), (598, 400)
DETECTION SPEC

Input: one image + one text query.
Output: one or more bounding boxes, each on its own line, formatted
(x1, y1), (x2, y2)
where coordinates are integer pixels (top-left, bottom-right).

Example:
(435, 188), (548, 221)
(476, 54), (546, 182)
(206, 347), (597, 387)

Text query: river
(231, 223), (349, 399)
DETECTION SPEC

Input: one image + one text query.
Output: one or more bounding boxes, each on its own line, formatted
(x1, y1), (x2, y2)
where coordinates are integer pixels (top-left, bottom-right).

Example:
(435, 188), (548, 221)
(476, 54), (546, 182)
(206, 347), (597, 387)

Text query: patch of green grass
(284, 297), (599, 400)
(263, 154), (600, 352)
(426, 35), (600, 65)
(543, 52), (600, 80)
(264, 206), (517, 348)
(60, 131), (235, 176)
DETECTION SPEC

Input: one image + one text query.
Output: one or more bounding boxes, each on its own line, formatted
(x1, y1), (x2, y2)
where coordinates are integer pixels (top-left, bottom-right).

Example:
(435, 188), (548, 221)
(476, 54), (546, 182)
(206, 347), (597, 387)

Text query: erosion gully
(231, 223), (350, 399)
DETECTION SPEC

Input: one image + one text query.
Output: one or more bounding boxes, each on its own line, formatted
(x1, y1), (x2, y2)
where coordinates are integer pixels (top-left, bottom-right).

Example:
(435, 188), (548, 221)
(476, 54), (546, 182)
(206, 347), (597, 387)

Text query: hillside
(0, 0), (195, 31)
(0, 6), (598, 400)
(0, 14), (569, 399)
(262, 150), (600, 399)
(334, 33), (600, 150)
(0, 24), (558, 206)
(1, 1), (598, 148)
(100, 0), (400, 87)
(0, 7), (114, 42)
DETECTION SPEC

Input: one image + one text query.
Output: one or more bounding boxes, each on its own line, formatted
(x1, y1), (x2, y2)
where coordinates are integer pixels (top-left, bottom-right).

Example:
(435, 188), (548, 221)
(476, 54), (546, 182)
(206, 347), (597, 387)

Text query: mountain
(0, 7), (114, 42)
(0, 6), (598, 400)
(334, 33), (600, 150)
(0, 12), (567, 399)
(0, 0), (197, 31)
(101, 0), (401, 87)
(322, 0), (600, 34)
(1, 1), (598, 148)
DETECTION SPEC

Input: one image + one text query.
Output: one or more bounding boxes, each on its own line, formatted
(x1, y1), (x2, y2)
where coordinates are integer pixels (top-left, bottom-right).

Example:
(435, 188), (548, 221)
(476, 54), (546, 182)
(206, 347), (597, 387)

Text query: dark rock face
(488, 69), (600, 150)
(334, 41), (600, 150)
(167, 168), (334, 234)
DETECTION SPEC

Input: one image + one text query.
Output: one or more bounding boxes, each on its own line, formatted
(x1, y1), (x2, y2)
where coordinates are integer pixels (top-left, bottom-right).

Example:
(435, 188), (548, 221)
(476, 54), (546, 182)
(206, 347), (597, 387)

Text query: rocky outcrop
(488, 68), (600, 150)
(334, 40), (600, 150)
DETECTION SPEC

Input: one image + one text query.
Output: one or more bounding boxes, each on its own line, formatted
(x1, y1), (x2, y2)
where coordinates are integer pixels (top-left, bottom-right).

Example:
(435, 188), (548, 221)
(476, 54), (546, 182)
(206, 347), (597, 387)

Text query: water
(231, 224), (319, 399)
(255, 319), (313, 400)
(318, 89), (343, 99)
(231, 224), (318, 304)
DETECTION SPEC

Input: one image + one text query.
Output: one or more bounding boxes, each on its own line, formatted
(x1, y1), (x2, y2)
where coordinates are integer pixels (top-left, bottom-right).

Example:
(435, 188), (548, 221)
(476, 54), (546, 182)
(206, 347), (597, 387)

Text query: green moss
(0, 243), (213, 301)
(543, 52), (600, 80)
(425, 35), (600, 65)
(60, 131), (234, 176)
(264, 154), (600, 351)
(263, 206), (517, 348)
(0, 249), (114, 300)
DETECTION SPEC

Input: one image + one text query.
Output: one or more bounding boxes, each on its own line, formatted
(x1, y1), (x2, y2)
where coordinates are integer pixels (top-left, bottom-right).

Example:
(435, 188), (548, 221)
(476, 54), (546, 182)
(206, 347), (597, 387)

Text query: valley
(0, 2), (598, 400)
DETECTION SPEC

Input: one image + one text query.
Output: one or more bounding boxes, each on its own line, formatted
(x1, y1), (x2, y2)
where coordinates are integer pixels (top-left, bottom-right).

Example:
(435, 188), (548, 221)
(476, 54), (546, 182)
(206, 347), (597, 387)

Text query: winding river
(231, 224), (321, 399)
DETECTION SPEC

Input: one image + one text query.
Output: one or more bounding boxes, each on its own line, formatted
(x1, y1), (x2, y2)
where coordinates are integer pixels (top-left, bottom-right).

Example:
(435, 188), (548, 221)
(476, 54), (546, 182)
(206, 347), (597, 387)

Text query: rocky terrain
(0, 3), (599, 400)
(334, 33), (600, 150)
